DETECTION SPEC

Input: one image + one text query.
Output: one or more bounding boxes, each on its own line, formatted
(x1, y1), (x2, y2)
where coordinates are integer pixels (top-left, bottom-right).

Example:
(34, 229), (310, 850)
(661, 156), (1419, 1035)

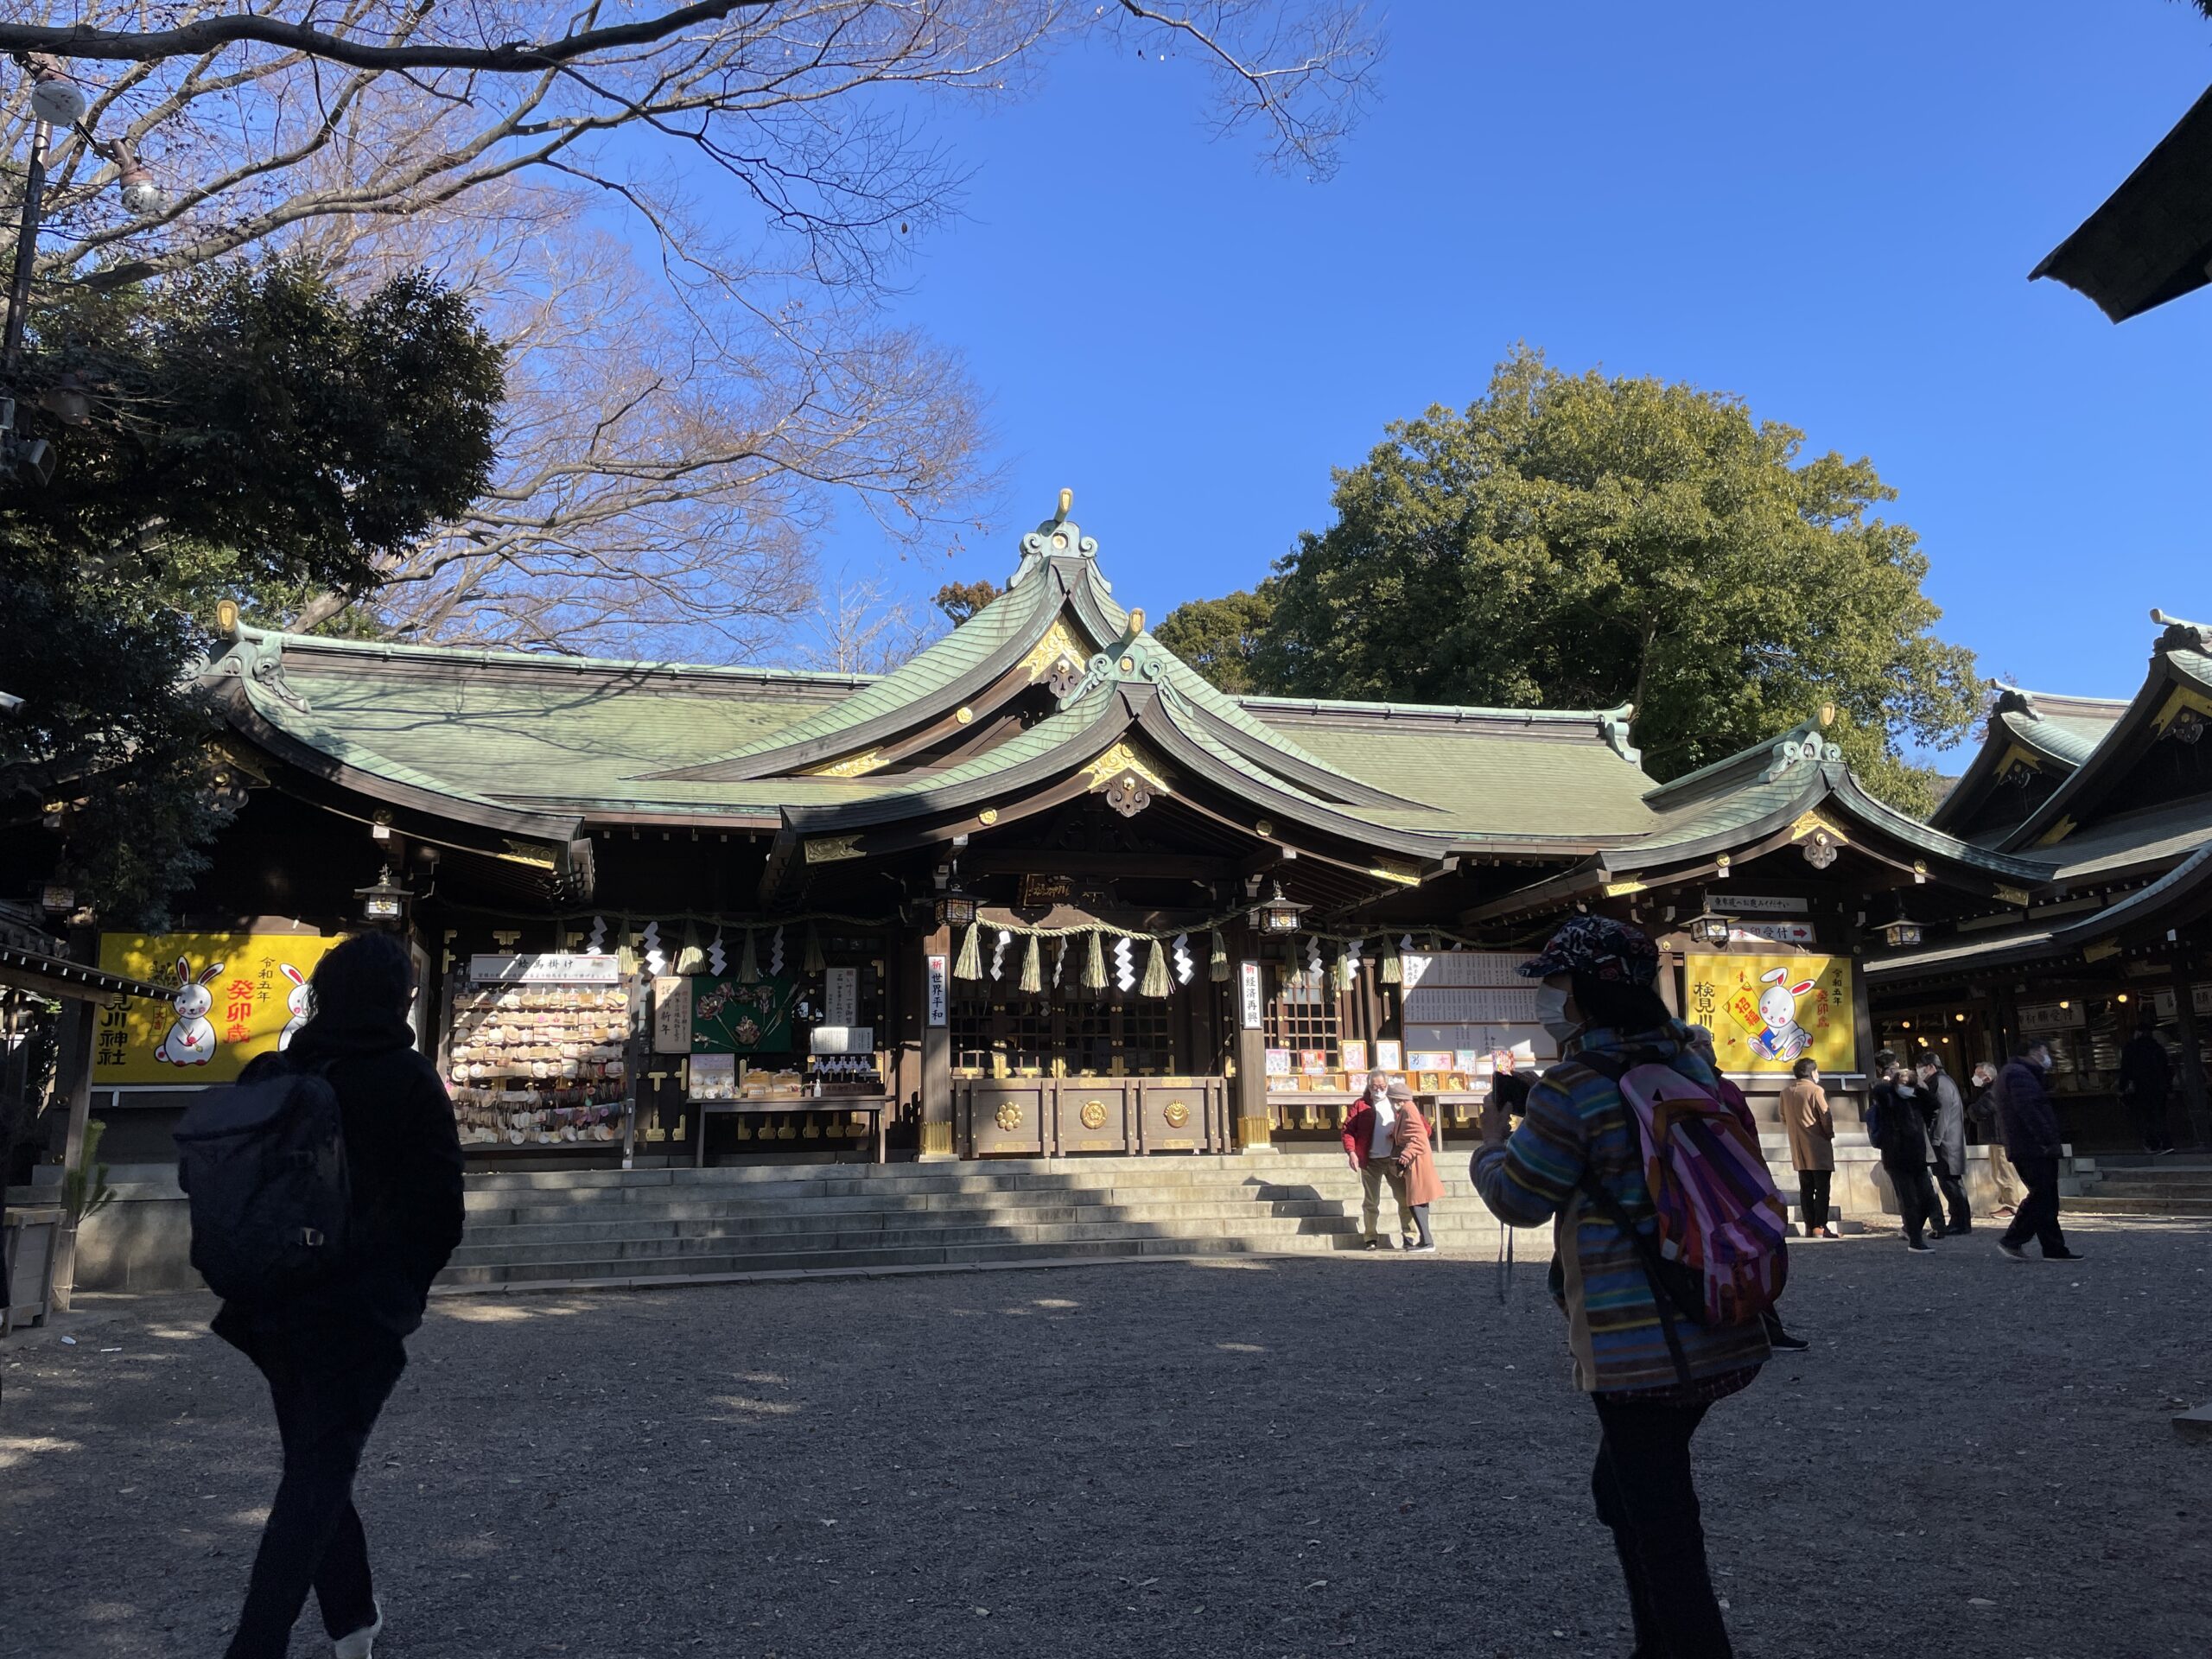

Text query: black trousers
(1797, 1169), (1832, 1232)
(1885, 1158), (1942, 1243)
(1930, 1160), (1970, 1233)
(1590, 1395), (1735, 1659)
(2128, 1094), (2173, 1152)
(224, 1320), (407, 1659)
(2000, 1154), (2069, 1257)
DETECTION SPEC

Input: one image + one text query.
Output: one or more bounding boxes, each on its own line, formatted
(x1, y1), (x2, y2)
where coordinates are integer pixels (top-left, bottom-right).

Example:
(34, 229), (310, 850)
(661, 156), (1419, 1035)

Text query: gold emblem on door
(1161, 1101), (1190, 1128)
(995, 1102), (1023, 1132)
(1080, 1099), (1109, 1129)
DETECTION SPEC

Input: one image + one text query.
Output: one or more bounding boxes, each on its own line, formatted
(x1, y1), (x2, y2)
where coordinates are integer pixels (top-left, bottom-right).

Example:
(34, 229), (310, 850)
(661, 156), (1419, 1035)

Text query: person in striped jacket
(1473, 916), (1770, 1659)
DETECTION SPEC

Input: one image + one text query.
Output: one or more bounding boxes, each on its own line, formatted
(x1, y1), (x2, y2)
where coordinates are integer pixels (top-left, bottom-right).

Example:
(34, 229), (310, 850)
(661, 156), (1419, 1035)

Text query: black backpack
(175, 1058), (353, 1304)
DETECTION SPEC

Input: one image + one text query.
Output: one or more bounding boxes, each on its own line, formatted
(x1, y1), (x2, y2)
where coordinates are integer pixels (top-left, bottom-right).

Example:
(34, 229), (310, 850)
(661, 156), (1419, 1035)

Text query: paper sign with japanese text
(94, 931), (343, 1084)
(1684, 952), (1854, 1075)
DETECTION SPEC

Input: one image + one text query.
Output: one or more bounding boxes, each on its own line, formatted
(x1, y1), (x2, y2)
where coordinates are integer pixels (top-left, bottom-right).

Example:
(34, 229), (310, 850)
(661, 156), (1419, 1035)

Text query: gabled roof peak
(1640, 711), (1840, 811)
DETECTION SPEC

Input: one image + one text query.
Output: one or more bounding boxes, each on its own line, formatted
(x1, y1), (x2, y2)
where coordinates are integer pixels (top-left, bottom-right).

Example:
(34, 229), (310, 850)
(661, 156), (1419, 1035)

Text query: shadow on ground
(3, 1217), (2209, 1659)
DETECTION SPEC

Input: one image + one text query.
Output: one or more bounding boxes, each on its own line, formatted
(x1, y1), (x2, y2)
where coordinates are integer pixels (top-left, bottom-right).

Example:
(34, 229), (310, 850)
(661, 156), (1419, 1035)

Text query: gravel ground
(4, 1215), (2209, 1659)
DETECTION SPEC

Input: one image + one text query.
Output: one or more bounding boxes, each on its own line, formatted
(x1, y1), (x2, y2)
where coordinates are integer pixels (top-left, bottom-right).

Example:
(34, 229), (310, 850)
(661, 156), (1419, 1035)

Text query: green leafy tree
(933, 579), (1003, 626)
(1238, 347), (1980, 812)
(0, 260), (504, 923)
(1154, 582), (1280, 695)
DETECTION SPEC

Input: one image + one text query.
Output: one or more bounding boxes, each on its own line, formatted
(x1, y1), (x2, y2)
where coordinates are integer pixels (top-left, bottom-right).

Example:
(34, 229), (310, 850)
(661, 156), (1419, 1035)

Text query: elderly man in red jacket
(1343, 1070), (1417, 1249)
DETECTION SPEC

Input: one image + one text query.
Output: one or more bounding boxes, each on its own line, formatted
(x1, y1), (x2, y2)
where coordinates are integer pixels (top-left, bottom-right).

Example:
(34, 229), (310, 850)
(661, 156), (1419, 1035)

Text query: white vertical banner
(925, 953), (949, 1027)
(1239, 961), (1264, 1031)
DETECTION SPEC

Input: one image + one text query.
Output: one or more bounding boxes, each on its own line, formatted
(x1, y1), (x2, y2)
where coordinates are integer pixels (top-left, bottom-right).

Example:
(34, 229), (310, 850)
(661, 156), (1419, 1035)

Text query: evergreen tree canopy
(0, 261), (504, 924)
(1163, 348), (1981, 813)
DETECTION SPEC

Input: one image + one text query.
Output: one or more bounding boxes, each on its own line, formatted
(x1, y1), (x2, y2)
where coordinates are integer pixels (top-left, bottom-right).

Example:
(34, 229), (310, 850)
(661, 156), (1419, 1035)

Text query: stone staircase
(435, 1152), (1550, 1293)
(2065, 1153), (2212, 1217)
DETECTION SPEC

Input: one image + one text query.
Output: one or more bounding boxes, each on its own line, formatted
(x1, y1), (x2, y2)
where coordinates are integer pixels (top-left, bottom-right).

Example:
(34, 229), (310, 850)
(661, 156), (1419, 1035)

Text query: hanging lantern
(1685, 912), (1732, 946)
(1257, 881), (1308, 934)
(1881, 915), (1923, 949)
(936, 876), (979, 928)
(354, 865), (409, 925)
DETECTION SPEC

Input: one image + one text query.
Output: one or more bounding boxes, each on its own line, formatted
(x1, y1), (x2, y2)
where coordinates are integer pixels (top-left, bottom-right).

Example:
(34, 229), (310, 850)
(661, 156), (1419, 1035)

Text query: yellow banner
(94, 932), (343, 1084)
(1685, 952), (1855, 1075)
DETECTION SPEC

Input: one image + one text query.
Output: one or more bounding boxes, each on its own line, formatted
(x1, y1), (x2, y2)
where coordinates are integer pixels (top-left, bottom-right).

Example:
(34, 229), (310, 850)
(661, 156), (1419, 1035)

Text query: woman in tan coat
(1779, 1057), (1838, 1237)
(1386, 1079), (1443, 1253)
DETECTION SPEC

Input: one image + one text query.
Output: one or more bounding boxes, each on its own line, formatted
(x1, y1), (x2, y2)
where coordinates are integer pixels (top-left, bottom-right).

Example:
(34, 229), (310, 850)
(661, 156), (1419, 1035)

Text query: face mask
(1535, 983), (1580, 1047)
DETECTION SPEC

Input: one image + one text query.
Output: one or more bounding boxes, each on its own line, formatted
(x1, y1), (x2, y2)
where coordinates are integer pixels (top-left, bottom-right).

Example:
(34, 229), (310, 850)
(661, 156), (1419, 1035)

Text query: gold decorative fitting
(1253, 818), (1274, 838)
(994, 1101), (1024, 1132)
(1601, 878), (1647, 898)
(1161, 1101), (1190, 1129)
(978, 808), (999, 826)
(955, 706), (974, 725)
(1079, 1099), (1108, 1130)
(1116, 656), (1135, 674)
(1128, 607), (1146, 636)
(806, 749), (886, 779)
(1788, 810), (1850, 847)
(1993, 884), (2032, 907)
(803, 835), (866, 864)
(497, 840), (556, 869)
(1083, 741), (1170, 796)
(1368, 859), (1421, 887)
(2037, 816), (2077, 847)
(1022, 618), (1090, 686)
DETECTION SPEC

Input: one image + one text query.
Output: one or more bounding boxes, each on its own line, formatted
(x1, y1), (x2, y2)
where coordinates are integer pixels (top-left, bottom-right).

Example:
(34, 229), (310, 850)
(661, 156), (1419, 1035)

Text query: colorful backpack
(1599, 1057), (1791, 1329)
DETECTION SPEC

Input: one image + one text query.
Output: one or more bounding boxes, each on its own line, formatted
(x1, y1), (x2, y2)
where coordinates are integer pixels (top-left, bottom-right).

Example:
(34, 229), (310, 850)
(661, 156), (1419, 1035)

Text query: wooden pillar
(2169, 970), (2210, 1147)
(918, 923), (955, 1160)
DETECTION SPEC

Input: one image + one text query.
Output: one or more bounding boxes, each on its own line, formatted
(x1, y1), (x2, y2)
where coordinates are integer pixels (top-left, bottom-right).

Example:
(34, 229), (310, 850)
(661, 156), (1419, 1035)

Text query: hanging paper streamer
(707, 927), (727, 976)
(954, 922), (983, 981)
(1020, 934), (1043, 994)
(1113, 936), (1137, 994)
(1305, 938), (1324, 989)
(1141, 938), (1170, 998)
(1084, 931), (1107, 992)
(1210, 928), (1230, 982)
(737, 925), (760, 984)
(769, 925), (786, 977)
(1380, 933), (1402, 985)
(642, 920), (667, 976)
(1171, 931), (1193, 985)
(586, 915), (607, 952)
(674, 922), (705, 976)
(1052, 937), (1069, 989)
(989, 929), (1012, 982)
(804, 922), (826, 976)
(1344, 936), (1363, 978)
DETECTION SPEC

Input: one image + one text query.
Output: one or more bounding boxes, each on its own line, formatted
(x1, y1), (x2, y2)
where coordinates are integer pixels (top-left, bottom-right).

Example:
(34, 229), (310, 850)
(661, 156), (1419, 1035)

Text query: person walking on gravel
(1994, 1039), (2084, 1263)
(1473, 918), (1769, 1659)
(2119, 1016), (2176, 1155)
(1344, 1070), (1416, 1249)
(1382, 1078), (1443, 1252)
(216, 933), (466, 1659)
(1779, 1058), (1838, 1238)
(1915, 1050), (1972, 1236)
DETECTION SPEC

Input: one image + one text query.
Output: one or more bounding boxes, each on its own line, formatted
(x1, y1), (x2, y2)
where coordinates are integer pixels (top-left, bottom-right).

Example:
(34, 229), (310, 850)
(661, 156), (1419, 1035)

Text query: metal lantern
(1256, 881), (1308, 935)
(935, 880), (978, 929)
(1686, 912), (1732, 946)
(356, 864), (410, 924)
(1881, 917), (1923, 949)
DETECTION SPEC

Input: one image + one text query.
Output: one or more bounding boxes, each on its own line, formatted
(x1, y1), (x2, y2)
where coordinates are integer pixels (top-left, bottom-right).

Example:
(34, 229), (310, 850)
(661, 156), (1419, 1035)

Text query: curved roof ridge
(219, 622), (879, 690)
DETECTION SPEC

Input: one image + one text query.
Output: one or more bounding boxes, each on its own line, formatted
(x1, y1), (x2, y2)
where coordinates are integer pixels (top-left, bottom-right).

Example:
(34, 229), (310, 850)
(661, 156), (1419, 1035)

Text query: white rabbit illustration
(277, 963), (313, 1049)
(156, 957), (226, 1067)
(1751, 966), (1817, 1062)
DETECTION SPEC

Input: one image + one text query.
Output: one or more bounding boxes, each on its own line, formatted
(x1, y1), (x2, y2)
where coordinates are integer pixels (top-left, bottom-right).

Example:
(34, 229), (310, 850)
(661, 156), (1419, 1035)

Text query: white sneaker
(334, 1599), (383, 1659)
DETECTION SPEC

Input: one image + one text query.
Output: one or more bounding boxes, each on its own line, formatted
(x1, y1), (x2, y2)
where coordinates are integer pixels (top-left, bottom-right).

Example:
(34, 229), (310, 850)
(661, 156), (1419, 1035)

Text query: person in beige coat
(1779, 1057), (1838, 1237)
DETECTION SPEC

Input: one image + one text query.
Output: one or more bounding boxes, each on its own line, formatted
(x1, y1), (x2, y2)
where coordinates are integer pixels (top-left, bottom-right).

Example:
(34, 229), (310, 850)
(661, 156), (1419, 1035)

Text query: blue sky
(803, 2), (2211, 736)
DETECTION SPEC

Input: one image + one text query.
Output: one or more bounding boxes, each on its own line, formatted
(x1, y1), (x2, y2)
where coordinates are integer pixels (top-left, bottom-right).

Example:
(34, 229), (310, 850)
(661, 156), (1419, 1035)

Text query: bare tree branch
(1, 0), (779, 73)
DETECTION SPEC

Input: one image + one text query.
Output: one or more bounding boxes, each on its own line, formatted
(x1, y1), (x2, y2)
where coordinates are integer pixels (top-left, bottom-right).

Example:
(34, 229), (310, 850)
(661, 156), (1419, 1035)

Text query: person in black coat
(1870, 1049), (1944, 1253)
(215, 932), (465, 1659)
(1914, 1050), (1972, 1236)
(2118, 1019), (2176, 1154)
(1994, 1039), (2082, 1263)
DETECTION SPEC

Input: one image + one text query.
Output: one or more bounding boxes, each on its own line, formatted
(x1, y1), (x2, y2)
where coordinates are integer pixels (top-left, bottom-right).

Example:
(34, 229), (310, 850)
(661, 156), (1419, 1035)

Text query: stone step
(2068, 1195), (2212, 1216)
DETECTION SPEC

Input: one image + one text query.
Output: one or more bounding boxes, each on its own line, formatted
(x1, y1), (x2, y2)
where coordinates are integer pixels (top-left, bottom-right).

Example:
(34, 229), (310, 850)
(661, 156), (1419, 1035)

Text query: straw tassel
(738, 925), (760, 983)
(953, 922), (983, 981)
(1210, 928), (1230, 982)
(1141, 938), (1170, 998)
(1332, 947), (1355, 994)
(804, 921), (826, 975)
(1083, 931), (1107, 992)
(1019, 934), (1043, 994)
(615, 916), (638, 975)
(1380, 934), (1402, 985)
(673, 922), (705, 976)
